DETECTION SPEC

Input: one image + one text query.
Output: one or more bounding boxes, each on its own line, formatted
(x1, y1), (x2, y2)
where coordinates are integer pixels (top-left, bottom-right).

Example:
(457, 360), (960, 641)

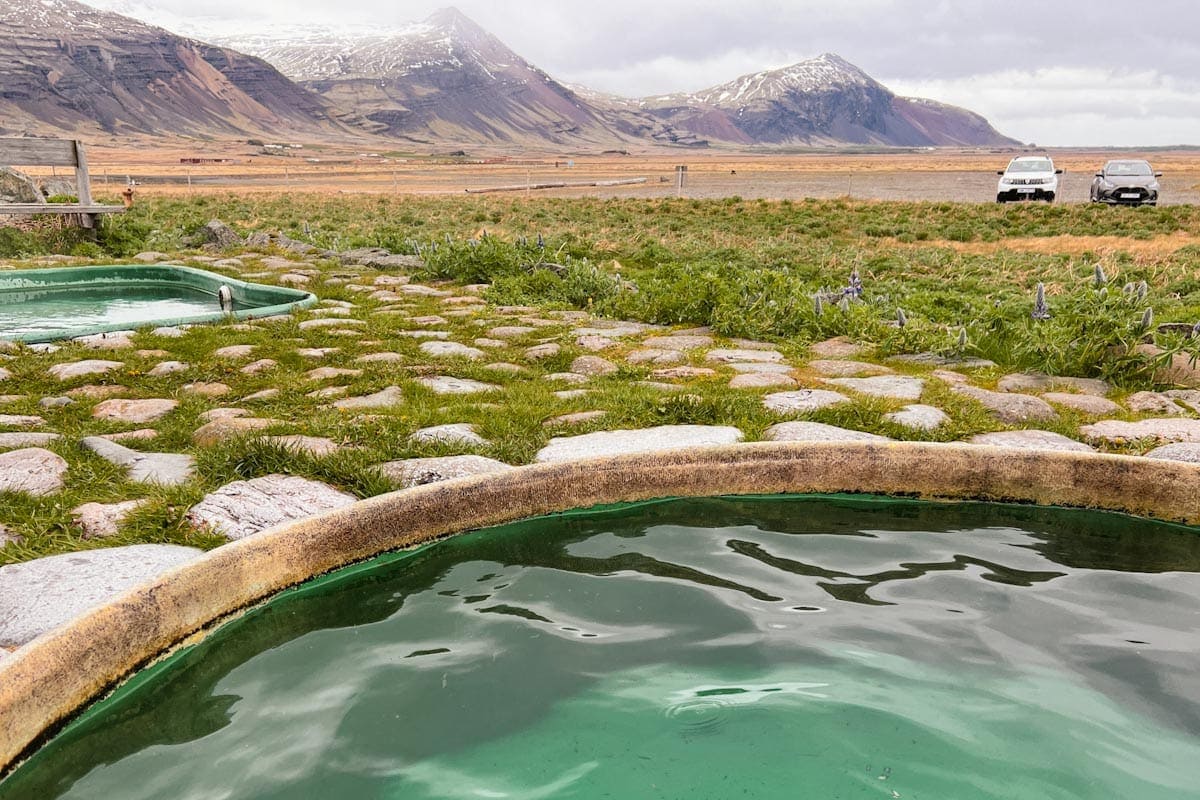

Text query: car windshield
(1106, 161), (1153, 176)
(1007, 160), (1053, 173)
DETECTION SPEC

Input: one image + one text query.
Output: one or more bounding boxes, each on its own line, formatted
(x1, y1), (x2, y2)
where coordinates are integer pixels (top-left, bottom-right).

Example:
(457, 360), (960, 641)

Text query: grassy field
(0, 192), (1197, 563)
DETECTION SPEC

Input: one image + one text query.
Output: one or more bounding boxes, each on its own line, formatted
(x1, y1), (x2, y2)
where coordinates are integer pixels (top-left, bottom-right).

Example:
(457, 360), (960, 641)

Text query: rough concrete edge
(1, 440), (1198, 774)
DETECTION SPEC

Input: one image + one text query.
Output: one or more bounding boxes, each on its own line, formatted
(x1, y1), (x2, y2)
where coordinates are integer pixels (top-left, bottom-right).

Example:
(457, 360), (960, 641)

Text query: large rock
(1080, 418), (1200, 444)
(762, 389), (851, 415)
(535, 425), (743, 463)
(969, 431), (1094, 452)
(91, 398), (178, 424)
(0, 166), (45, 204)
(0, 448), (68, 495)
(763, 422), (890, 442)
(201, 219), (243, 249)
(187, 475), (357, 541)
(81, 436), (195, 485)
(0, 545), (203, 647)
(952, 386), (1057, 424)
(376, 455), (514, 488)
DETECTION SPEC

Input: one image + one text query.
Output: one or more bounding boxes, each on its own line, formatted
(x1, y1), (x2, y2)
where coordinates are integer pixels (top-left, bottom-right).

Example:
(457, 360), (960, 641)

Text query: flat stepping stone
(72, 499), (149, 539)
(705, 349), (784, 364)
(410, 315), (447, 326)
(400, 285), (452, 297)
(73, 331), (134, 349)
(0, 544), (204, 648)
(762, 389), (851, 415)
(536, 424), (743, 463)
(357, 352), (405, 363)
(1144, 443), (1200, 464)
(626, 349), (685, 365)
(333, 386), (404, 409)
(182, 382), (231, 397)
(241, 359), (277, 375)
(484, 362), (526, 374)
(376, 455), (514, 488)
(82, 436), (195, 485)
(100, 429), (158, 442)
(1041, 393), (1121, 415)
(810, 337), (864, 358)
(264, 435), (341, 457)
(571, 356), (619, 376)
(1125, 391), (1184, 416)
(969, 431), (1094, 452)
(890, 353), (996, 369)
(997, 374), (1110, 397)
(885, 404), (950, 431)
(727, 362), (793, 374)
(67, 385), (126, 400)
(573, 323), (650, 338)
(297, 348), (339, 359)
(415, 376), (499, 395)
(306, 367), (363, 381)
(397, 330), (450, 340)
(524, 343), (561, 360)
(554, 389), (591, 400)
(730, 373), (798, 389)
(1165, 390), (1200, 414)
(576, 335), (617, 351)
(241, 389), (280, 402)
(186, 475), (357, 541)
(48, 360), (122, 381)
(651, 366), (718, 379)
(0, 415), (44, 428)
(545, 411), (607, 427)
(91, 398), (178, 424)
(808, 360), (893, 377)
(214, 345), (255, 359)
(1080, 418), (1200, 444)
(299, 318), (366, 329)
(642, 335), (713, 350)
(0, 432), (59, 449)
(147, 361), (189, 376)
(420, 341), (486, 360)
(546, 373), (590, 384)
(827, 376), (924, 400)
(408, 423), (488, 447)
(474, 338), (507, 348)
(764, 422), (890, 442)
(952, 386), (1057, 424)
(191, 417), (281, 447)
(0, 448), (68, 495)
(488, 326), (538, 339)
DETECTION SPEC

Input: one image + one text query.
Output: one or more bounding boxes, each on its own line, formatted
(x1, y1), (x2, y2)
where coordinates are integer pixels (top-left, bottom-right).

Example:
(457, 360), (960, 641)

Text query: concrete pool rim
(0, 264), (318, 343)
(1, 440), (1198, 775)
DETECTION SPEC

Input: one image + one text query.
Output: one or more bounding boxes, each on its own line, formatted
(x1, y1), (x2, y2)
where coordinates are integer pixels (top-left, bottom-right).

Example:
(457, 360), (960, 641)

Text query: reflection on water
(3, 496), (1200, 799)
(0, 284), (244, 338)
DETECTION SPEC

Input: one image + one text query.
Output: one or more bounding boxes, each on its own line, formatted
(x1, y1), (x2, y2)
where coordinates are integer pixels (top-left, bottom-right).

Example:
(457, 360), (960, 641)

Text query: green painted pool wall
(0, 264), (317, 342)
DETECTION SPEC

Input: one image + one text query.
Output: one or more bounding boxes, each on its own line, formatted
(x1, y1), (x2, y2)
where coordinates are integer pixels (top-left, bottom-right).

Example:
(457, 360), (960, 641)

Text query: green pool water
(4, 496), (1200, 799)
(0, 265), (315, 342)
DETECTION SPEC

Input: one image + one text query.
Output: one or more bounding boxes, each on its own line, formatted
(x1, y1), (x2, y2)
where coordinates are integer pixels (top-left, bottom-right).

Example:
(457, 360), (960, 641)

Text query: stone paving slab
(0, 544), (204, 648)
(0, 432), (59, 449)
(72, 499), (150, 539)
(808, 360), (893, 377)
(409, 424), (488, 447)
(826, 376), (924, 400)
(376, 455), (515, 489)
(415, 376), (499, 395)
(186, 475), (357, 541)
(91, 398), (178, 424)
(0, 448), (68, 495)
(1040, 393), (1121, 416)
(764, 422), (890, 442)
(1144, 443), (1200, 463)
(1080, 418), (1200, 444)
(996, 374), (1110, 396)
(333, 386), (404, 409)
(535, 425), (743, 463)
(885, 405), (950, 431)
(969, 430), (1095, 452)
(48, 360), (122, 381)
(952, 386), (1057, 424)
(762, 389), (851, 415)
(82, 436), (196, 485)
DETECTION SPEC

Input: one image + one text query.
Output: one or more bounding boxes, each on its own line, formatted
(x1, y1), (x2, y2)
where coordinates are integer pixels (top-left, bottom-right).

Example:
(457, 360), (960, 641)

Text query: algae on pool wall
(3, 495), (1199, 799)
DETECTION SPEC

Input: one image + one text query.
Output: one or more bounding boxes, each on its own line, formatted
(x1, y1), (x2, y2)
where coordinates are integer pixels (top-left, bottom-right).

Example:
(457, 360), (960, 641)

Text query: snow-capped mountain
(0, 0), (344, 137)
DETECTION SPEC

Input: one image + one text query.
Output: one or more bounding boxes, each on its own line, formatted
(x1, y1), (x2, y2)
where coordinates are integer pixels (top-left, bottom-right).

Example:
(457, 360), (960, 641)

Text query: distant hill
(0, 1), (1018, 149)
(0, 0), (345, 137)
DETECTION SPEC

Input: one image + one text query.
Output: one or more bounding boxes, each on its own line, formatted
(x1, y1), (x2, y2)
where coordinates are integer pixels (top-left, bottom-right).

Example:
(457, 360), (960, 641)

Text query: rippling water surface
(5, 496), (1200, 799)
(0, 284), (241, 338)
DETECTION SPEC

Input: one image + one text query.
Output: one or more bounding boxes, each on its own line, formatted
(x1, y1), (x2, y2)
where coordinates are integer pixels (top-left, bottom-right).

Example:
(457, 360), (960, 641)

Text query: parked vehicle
(996, 156), (1063, 203)
(1090, 160), (1161, 206)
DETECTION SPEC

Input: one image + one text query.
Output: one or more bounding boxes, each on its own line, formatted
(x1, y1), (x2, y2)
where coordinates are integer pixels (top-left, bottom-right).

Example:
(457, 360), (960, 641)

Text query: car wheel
(996, 197), (1006, 204)
(1045, 193), (1056, 203)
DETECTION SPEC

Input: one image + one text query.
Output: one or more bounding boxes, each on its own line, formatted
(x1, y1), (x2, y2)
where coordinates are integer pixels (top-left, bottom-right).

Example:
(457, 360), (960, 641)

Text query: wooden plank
(0, 138), (80, 168)
(0, 204), (125, 215)
(73, 141), (93, 206)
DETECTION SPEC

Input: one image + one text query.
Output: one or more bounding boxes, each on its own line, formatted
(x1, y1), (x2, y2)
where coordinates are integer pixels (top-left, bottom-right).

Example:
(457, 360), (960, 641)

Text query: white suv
(996, 156), (1063, 203)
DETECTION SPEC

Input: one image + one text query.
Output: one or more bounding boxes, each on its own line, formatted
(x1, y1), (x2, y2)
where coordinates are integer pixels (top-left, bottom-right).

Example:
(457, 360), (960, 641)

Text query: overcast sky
(90, 0), (1200, 147)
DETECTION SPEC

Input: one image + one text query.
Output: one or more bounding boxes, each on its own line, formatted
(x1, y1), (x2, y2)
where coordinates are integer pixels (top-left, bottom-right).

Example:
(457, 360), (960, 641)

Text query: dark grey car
(1090, 160), (1161, 206)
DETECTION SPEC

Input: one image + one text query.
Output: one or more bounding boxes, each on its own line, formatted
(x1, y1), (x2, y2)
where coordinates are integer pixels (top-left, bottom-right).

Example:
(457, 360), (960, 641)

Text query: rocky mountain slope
(630, 54), (1015, 147)
(0, 0), (344, 137)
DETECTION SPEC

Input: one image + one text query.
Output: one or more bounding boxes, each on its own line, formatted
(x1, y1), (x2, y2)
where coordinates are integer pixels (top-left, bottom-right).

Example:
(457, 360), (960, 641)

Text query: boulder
(0, 166), (45, 204)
